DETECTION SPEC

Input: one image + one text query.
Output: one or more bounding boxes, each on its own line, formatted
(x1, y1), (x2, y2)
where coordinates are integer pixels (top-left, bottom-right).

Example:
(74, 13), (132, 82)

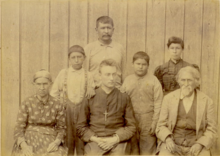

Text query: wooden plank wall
(1, 0), (220, 155)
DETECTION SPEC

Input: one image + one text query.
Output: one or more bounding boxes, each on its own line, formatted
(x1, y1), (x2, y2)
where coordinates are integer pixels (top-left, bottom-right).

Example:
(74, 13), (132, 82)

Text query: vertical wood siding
(1, 0), (220, 155)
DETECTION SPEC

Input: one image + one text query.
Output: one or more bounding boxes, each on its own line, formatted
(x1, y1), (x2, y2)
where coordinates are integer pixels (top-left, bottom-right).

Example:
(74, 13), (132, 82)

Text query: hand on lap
(47, 139), (61, 153)
(21, 142), (33, 156)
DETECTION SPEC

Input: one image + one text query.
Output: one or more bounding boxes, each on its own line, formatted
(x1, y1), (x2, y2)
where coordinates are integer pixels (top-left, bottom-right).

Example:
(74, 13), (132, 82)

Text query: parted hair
(96, 16), (114, 28)
(167, 36), (184, 49)
(176, 66), (201, 87)
(133, 51), (150, 65)
(99, 59), (118, 73)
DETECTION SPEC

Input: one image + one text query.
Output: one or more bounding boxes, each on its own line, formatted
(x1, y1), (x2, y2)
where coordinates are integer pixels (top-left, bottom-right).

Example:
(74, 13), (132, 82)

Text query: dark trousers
(65, 99), (84, 156)
(130, 113), (157, 155)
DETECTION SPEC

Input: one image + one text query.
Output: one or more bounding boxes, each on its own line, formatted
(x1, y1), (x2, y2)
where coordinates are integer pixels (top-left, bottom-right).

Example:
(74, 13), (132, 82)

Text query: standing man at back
(84, 16), (126, 88)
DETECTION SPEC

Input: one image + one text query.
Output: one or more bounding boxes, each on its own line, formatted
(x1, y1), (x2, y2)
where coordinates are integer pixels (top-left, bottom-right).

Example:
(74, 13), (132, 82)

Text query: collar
(98, 86), (116, 96)
(169, 58), (182, 64)
(69, 66), (84, 74)
(134, 72), (148, 80)
(35, 94), (50, 105)
(97, 39), (114, 48)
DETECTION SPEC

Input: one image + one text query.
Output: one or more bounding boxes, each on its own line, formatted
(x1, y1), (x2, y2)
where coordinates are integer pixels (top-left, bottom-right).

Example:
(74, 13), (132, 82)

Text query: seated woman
(12, 69), (67, 156)
(154, 36), (199, 95)
(156, 66), (217, 156)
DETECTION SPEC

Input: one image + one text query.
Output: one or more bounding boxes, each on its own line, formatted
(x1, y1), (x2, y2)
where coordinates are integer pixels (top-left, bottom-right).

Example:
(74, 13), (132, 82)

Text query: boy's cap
(68, 45), (85, 56)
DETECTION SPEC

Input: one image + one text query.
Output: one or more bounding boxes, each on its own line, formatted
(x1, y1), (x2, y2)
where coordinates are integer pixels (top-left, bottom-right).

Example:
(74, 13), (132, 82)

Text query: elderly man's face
(179, 72), (197, 97)
(96, 22), (114, 43)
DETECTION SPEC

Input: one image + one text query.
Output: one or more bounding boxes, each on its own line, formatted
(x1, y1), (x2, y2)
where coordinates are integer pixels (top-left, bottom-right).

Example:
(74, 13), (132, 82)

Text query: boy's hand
(149, 123), (156, 135)
(86, 88), (96, 99)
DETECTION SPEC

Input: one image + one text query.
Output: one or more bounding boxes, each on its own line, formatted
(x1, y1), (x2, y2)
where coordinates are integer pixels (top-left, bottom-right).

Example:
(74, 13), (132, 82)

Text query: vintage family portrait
(1, 0), (220, 156)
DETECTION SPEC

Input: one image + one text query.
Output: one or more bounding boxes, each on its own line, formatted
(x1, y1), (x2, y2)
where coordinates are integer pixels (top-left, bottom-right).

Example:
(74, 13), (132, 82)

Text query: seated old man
(77, 59), (136, 155)
(156, 66), (217, 156)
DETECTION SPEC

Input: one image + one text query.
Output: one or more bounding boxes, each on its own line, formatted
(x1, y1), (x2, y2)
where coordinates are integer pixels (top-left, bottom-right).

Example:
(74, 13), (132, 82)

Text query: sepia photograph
(1, 0), (220, 155)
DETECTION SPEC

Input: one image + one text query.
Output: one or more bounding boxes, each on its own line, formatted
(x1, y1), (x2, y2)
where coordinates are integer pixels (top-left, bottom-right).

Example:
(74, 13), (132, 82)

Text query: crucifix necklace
(103, 110), (108, 121)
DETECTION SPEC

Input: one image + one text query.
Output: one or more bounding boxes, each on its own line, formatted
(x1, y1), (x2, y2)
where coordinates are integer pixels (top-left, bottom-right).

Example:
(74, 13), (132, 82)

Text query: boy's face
(133, 58), (148, 77)
(96, 22), (114, 43)
(99, 66), (117, 89)
(69, 52), (85, 70)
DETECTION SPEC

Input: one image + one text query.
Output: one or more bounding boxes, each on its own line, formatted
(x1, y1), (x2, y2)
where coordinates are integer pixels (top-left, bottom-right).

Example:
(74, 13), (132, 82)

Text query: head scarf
(33, 69), (52, 82)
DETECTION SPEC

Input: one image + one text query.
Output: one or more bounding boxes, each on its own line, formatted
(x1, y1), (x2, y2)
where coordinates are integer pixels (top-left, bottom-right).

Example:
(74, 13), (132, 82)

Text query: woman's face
(168, 43), (183, 61)
(34, 77), (51, 98)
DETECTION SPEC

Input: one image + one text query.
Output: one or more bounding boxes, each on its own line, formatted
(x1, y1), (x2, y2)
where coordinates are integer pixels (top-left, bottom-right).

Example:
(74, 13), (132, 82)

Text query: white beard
(181, 85), (194, 98)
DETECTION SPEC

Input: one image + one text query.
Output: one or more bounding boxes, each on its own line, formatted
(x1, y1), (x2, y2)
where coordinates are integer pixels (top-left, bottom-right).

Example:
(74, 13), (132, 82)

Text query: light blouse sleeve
(50, 70), (65, 99)
(14, 100), (29, 145)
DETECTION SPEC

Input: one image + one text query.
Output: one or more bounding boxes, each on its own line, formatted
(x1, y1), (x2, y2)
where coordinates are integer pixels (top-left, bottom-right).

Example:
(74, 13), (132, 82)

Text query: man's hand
(20, 142), (33, 156)
(47, 139), (61, 153)
(149, 124), (156, 135)
(86, 88), (96, 99)
(189, 143), (203, 156)
(165, 137), (176, 153)
(98, 136), (119, 151)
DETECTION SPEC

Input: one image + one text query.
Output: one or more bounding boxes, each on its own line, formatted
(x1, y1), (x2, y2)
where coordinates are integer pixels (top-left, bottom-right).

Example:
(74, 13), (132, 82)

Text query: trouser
(65, 99), (84, 156)
(159, 143), (211, 156)
(131, 113), (157, 155)
(84, 141), (127, 156)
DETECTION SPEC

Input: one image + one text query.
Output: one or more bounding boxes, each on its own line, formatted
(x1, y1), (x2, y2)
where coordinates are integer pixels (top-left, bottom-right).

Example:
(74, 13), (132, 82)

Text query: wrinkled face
(133, 58), (148, 77)
(178, 72), (197, 97)
(69, 52), (85, 70)
(99, 66), (117, 88)
(34, 77), (51, 98)
(168, 43), (183, 61)
(96, 22), (114, 42)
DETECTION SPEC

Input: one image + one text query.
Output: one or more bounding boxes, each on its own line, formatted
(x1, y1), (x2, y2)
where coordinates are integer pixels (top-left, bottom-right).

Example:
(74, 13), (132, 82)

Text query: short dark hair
(133, 51), (150, 65)
(99, 59), (118, 73)
(167, 36), (184, 49)
(96, 16), (114, 28)
(68, 45), (85, 58)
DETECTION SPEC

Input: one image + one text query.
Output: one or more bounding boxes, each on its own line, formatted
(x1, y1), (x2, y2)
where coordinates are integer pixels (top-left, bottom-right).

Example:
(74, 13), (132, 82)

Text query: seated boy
(121, 51), (163, 155)
(50, 45), (95, 155)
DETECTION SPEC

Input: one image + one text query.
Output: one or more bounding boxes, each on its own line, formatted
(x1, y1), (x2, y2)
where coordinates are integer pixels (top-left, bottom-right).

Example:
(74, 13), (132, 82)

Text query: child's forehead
(134, 58), (148, 63)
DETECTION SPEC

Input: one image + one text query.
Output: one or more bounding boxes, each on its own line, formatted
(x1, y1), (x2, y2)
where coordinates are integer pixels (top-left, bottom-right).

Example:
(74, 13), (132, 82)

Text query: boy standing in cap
(50, 45), (95, 155)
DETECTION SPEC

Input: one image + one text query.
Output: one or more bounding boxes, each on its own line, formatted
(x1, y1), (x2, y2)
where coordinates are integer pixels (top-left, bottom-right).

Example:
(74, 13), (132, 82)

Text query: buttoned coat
(156, 89), (217, 151)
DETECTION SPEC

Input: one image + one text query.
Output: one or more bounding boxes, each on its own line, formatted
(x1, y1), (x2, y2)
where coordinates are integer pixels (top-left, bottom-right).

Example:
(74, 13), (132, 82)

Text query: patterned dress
(12, 95), (67, 156)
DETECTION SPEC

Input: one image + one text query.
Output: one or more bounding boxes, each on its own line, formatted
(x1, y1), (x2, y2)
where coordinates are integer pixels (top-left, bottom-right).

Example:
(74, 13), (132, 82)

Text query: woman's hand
(47, 139), (61, 153)
(20, 142), (33, 156)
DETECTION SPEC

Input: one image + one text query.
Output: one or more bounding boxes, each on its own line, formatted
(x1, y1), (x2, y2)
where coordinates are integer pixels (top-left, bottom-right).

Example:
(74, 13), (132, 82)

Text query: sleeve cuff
(83, 130), (96, 142)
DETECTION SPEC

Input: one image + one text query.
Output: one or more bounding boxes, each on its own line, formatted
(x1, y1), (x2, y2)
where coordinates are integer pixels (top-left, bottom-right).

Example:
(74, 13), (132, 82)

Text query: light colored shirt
(121, 73), (163, 126)
(50, 67), (94, 104)
(84, 40), (126, 87)
(181, 91), (195, 113)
